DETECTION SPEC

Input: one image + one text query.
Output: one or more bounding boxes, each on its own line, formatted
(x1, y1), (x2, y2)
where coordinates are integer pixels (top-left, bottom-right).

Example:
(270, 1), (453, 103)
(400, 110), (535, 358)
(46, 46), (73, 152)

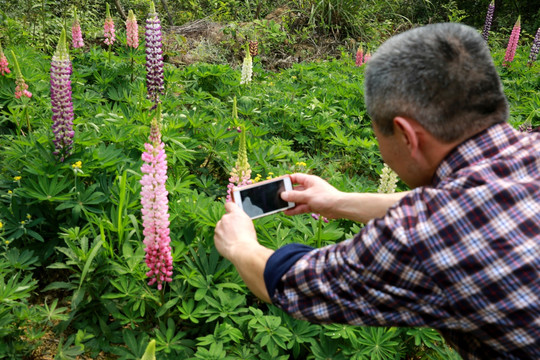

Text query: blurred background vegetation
(1, 0), (539, 66)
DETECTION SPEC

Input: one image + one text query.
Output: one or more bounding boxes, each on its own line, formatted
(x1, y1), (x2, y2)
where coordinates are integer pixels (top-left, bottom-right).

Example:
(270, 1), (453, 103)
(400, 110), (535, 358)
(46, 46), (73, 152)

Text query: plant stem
(316, 216), (323, 248)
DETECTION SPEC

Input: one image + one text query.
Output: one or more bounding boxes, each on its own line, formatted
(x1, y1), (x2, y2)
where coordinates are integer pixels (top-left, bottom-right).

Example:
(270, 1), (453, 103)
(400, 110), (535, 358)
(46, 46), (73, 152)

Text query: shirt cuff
(264, 243), (314, 300)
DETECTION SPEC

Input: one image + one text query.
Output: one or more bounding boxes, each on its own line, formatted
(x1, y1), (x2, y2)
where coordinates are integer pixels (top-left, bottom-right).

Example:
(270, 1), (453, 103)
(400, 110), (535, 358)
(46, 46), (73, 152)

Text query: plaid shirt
(264, 122), (540, 359)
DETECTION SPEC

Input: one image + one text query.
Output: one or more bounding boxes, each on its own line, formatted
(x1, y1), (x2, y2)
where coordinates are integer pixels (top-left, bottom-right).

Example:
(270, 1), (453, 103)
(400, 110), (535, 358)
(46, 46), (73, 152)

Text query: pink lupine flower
(140, 110), (173, 290)
(103, 3), (116, 46)
(126, 10), (139, 48)
(71, 11), (84, 48)
(355, 45), (364, 66)
(50, 30), (74, 162)
(11, 51), (31, 99)
(311, 213), (329, 223)
(503, 16), (521, 67)
(0, 44), (10, 76)
(226, 98), (252, 202)
(364, 52), (372, 63)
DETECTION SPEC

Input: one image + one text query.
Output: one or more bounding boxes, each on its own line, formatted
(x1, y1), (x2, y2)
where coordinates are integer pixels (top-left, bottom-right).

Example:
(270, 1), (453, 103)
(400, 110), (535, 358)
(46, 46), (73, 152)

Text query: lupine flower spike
(226, 97), (252, 202)
(503, 16), (521, 67)
(240, 43), (253, 85)
(11, 51), (31, 99)
(0, 44), (10, 76)
(377, 163), (399, 194)
(72, 10), (84, 48)
(104, 3), (116, 46)
(146, 2), (164, 105)
(50, 30), (75, 162)
(355, 45), (364, 66)
(140, 106), (173, 290)
(527, 27), (540, 66)
(249, 40), (258, 57)
(482, 1), (495, 42)
(364, 51), (372, 63)
(126, 10), (139, 49)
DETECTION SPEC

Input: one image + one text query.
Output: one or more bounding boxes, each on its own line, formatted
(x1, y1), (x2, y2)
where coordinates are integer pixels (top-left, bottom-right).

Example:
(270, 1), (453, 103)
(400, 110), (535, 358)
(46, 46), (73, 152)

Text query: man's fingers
(224, 201), (238, 213)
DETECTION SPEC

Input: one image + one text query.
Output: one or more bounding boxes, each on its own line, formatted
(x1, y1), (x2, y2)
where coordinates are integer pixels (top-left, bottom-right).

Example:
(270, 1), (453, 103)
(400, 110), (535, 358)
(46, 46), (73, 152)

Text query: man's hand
(214, 202), (274, 303)
(282, 173), (410, 223)
(281, 173), (343, 219)
(214, 202), (257, 262)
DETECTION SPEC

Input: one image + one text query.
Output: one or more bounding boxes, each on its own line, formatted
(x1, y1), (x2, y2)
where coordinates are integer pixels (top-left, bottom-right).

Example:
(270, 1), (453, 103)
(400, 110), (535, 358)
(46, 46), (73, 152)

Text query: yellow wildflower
(13, 176), (21, 181)
(72, 161), (82, 169)
(26, 214), (32, 220)
(8, 190), (12, 194)
(0, 221), (3, 229)
(4, 240), (9, 245)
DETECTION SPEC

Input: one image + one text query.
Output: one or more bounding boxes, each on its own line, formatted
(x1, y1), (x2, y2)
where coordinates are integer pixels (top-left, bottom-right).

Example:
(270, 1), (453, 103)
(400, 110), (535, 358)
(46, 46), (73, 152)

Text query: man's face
(372, 122), (428, 189)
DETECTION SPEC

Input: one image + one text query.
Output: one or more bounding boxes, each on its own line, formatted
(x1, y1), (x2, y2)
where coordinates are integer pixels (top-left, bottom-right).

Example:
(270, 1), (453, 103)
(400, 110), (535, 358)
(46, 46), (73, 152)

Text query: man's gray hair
(364, 23), (509, 142)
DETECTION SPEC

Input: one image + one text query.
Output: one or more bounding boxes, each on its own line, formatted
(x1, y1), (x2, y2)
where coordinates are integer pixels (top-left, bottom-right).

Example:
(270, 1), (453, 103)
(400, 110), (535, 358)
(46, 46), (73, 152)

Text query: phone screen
(238, 179), (289, 218)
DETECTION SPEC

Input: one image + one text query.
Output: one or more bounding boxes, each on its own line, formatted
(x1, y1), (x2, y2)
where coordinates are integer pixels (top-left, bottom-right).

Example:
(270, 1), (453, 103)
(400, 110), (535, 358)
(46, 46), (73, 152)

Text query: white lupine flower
(240, 51), (252, 85)
(377, 163), (399, 194)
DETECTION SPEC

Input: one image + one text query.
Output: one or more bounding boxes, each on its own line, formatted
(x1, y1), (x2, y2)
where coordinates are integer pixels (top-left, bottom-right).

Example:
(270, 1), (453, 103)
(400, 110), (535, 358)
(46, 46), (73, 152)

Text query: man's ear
(393, 116), (420, 156)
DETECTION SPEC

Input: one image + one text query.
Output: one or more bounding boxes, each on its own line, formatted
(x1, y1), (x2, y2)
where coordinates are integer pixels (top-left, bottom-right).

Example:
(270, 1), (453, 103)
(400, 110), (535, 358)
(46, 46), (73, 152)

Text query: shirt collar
(432, 122), (519, 186)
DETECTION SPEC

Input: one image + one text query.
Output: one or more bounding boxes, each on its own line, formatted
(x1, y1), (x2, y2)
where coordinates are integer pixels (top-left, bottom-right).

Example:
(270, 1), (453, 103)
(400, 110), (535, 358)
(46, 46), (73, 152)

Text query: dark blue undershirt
(263, 243), (314, 299)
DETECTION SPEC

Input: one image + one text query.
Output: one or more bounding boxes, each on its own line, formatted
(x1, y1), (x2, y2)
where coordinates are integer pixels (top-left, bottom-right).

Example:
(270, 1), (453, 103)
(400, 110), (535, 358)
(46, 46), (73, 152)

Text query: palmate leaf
(18, 175), (73, 203)
(352, 327), (401, 360)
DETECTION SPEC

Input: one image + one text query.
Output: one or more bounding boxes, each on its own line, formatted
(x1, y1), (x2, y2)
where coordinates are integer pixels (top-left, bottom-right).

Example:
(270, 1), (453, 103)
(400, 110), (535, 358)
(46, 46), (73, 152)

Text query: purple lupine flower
(126, 10), (139, 49)
(140, 109), (173, 290)
(527, 27), (540, 66)
(0, 43), (10, 76)
(482, 1), (495, 42)
(50, 30), (74, 162)
(145, 2), (164, 104)
(518, 122), (532, 133)
(72, 10), (84, 48)
(503, 16), (521, 67)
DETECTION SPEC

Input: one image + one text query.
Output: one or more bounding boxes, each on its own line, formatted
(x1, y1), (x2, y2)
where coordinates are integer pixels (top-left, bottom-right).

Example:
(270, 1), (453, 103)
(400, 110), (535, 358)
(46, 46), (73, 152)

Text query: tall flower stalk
(528, 27), (540, 67)
(240, 43), (253, 85)
(104, 3), (116, 62)
(355, 45), (364, 66)
(146, 2), (164, 106)
(11, 52), (31, 99)
(503, 16), (521, 67)
(50, 29), (75, 162)
(482, 1), (495, 42)
(71, 9), (84, 49)
(126, 10), (139, 49)
(126, 9), (139, 82)
(226, 97), (252, 202)
(11, 50), (32, 135)
(140, 106), (173, 291)
(0, 44), (10, 76)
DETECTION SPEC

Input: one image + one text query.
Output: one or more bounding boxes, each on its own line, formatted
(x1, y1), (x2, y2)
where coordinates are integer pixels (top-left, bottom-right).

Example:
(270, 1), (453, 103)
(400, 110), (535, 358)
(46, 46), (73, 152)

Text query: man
(214, 23), (539, 359)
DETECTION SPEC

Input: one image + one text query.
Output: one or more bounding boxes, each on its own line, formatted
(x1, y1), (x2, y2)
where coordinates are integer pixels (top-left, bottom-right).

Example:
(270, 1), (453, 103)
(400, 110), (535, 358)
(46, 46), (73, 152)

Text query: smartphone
(232, 175), (295, 219)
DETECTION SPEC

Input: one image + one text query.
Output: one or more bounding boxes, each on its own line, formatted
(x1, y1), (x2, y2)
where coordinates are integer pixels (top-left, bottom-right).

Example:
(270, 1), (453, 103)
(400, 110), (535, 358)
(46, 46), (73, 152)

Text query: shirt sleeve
(268, 197), (455, 329)
(264, 243), (314, 298)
